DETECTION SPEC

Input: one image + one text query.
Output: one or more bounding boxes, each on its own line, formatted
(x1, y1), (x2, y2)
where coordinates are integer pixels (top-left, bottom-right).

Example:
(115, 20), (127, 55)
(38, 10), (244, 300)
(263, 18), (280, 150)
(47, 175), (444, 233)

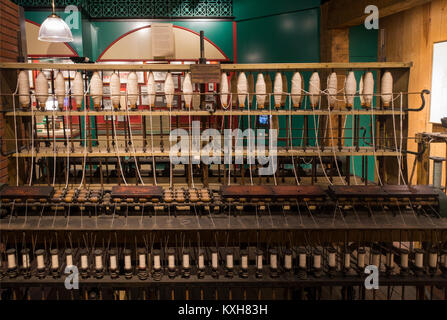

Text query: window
(429, 41), (447, 123)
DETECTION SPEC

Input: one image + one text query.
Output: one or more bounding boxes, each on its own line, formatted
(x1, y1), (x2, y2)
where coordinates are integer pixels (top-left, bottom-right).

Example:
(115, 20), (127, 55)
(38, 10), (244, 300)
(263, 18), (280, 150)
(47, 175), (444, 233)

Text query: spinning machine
(0, 60), (446, 300)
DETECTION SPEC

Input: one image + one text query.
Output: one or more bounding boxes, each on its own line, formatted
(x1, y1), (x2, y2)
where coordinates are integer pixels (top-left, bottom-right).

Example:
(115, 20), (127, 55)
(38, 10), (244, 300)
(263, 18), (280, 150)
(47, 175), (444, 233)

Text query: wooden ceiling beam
(326, 0), (433, 28)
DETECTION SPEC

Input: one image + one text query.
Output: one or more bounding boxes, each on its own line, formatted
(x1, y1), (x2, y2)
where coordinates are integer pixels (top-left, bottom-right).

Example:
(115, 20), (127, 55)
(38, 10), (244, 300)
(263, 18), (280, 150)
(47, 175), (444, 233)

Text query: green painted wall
(233, 0), (320, 21)
(234, 1), (321, 152)
(348, 25), (379, 182)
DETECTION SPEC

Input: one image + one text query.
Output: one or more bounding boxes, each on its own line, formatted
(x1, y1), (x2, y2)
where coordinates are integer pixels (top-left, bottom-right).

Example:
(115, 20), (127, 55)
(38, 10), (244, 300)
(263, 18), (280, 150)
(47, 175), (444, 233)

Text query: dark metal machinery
(0, 61), (446, 301)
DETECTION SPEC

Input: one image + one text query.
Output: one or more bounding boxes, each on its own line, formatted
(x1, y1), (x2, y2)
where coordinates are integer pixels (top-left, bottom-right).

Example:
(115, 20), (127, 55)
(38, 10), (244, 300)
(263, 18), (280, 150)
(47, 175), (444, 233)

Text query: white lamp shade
(38, 14), (73, 42)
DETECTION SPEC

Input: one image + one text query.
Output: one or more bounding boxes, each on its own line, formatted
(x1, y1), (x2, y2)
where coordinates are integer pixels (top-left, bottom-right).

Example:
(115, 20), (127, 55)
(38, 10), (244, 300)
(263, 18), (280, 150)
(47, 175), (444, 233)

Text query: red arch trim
(25, 19), (79, 57)
(97, 24), (230, 62)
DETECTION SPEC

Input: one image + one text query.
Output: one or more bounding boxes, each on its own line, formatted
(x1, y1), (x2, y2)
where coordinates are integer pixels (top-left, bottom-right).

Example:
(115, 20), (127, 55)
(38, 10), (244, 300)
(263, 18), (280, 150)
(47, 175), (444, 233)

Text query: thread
(110, 72), (121, 109)
(147, 72), (156, 107)
(273, 72), (282, 108)
(381, 71), (393, 107)
(183, 72), (193, 108)
(127, 72), (138, 109)
(309, 72), (320, 107)
(220, 72), (229, 107)
(363, 72), (374, 107)
(90, 72), (103, 109)
(164, 72), (174, 108)
(73, 72), (83, 109)
(55, 71), (65, 110)
(291, 72), (302, 108)
(237, 72), (248, 108)
(255, 73), (266, 109)
(18, 70), (30, 108)
(344, 71), (356, 108)
(36, 72), (49, 110)
(327, 72), (337, 108)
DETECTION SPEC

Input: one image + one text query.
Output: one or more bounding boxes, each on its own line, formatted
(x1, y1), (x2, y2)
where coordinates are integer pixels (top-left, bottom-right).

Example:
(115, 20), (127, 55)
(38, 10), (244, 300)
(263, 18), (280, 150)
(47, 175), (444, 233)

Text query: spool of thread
(400, 249), (409, 269)
(167, 248), (175, 270)
(429, 248), (438, 269)
(363, 72), (374, 107)
(381, 71), (393, 107)
(386, 250), (394, 269)
(50, 249), (59, 270)
(152, 249), (161, 270)
(21, 248), (30, 269)
(164, 73), (174, 108)
(284, 249), (292, 271)
(313, 249), (322, 269)
(269, 248), (278, 269)
(110, 72), (121, 109)
(414, 248), (424, 269)
(256, 249), (263, 270)
(344, 250), (351, 269)
(35, 249), (45, 271)
(183, 73), (193, 108)
(298, 247), (307, 269)
(80, 249), (88, 270)
(371, 249), (380, 268)
(220, 72), (229, 108)
(73, 72), (83, 110)
(55, 71), (65, 110)
(108, 249), (117, 271)
(237, 72), (248, 108)
(211, 248), (218, 270)
(357, 248), (366, 269)
(309, 72), (320, 107)
(273, 72), (282, 108)
(442, 249), (447, 269)
(226, 249), (234, 269)
(135, 248), (145, 270)
(327, 72), (337, 108)
(255, 73), (266, 109)
(7, 248), (16, 270)
(127, 72), (138, 109)
(18, 70), (30, 108)
(291, 72), (302, 108)
(182, 249), (190, 269)
(94, 249), (103, 270)
(35, 72), (49, 110)
(90, 72), (103, 110)
(65, 248), (73, 267)
(124, 249), (132, 270)
(328, 247), (337, 268)
(147, 72), (155, 107)
(240, 250), (248, 270)
(198, 249), (205, 270)
(344, 71), (356, 108)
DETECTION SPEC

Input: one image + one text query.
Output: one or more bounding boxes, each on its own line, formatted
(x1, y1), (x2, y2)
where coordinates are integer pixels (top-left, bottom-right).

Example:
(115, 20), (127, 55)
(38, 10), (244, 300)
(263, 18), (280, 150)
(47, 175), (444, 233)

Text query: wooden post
(416, 133), (429, 185)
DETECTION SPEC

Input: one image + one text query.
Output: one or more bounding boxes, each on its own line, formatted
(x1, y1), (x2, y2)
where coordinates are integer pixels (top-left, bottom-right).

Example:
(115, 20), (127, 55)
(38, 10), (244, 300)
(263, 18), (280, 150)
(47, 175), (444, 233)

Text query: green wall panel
(236, 8), (320, 63)
(348, 25), (379, 182)
(233, 0), (320, 21)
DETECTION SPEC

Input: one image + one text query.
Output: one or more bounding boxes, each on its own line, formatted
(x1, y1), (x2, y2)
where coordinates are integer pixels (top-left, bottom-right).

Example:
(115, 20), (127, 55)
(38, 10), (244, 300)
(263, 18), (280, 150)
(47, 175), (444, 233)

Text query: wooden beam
(326, 0), (433, 29)
(0, 61), (413, 71)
